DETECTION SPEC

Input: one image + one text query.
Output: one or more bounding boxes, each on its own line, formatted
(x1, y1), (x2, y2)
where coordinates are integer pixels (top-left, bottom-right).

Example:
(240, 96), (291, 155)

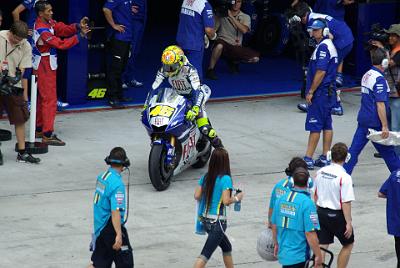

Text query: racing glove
(186, 106), (200, 121)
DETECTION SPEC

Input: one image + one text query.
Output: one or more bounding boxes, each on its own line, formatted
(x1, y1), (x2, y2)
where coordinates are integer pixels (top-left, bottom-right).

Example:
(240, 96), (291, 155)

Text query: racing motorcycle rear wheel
(149, 144), (173, 191)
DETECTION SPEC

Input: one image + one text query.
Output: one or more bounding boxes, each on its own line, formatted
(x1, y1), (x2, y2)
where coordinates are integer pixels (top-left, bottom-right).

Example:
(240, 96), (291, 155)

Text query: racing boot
(198, 118), (223, 149)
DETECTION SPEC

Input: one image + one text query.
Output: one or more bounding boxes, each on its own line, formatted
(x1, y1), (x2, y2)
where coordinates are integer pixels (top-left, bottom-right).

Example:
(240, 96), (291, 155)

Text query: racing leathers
(149, 59), (223, 148)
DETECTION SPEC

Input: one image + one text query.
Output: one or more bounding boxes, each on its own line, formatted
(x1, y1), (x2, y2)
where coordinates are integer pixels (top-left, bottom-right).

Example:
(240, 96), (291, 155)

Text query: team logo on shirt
(310, 212), (319, 227)
(115, 192), (125, 205)
(280, 203), (296, 217)
(276, 189), (286, 198)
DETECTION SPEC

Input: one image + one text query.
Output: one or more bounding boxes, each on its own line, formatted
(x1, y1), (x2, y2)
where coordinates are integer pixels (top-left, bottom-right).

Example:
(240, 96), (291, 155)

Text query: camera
(364, 23), (389, 50)
(209, 0), (235, 17)
(0, 68), (23, 96)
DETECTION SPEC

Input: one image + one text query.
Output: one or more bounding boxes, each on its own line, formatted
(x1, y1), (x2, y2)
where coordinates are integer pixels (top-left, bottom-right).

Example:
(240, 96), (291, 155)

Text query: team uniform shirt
(176, 0), (214, 51)
(0, 31), (32, 88)
(314, 163), (355, 210)
(152, 60), (207, 108)
(307, 12), (354, 50)
(22, 0), (40, 29)
(215, 11), (251, 46)
(306, 37), (338, 96)
(198, 175), (233, 217)
(379, 170), (400, 237)
(269, 177), (314, 210)
(313, 0), (346, 21)
(132, 0), (147, 20)
(93, 168), (126, 238)
(104, 0), (134, 42)
(32, 17), (80, 70)
(271, 189), (320, 266)
(357, 67), (390, 128)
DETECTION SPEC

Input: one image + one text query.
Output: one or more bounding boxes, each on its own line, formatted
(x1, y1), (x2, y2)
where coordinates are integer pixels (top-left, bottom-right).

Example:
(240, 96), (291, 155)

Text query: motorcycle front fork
(166, 136), (176, 167)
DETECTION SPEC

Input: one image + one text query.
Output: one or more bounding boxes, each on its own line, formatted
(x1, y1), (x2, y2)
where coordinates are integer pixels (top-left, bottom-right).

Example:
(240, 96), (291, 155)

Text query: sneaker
(43, 134), (66, 146)
(17, 152), (41, 164)
(336, 73), (344, 87)
(297, 103), (308, 112)
(314, 155), (329, 167)
(57, 100), (69, 111)
(331, 103), (344, 116)
(122, 79), (143, 88)
(303, 156), (314, 170)
(206, 69), (218, 80)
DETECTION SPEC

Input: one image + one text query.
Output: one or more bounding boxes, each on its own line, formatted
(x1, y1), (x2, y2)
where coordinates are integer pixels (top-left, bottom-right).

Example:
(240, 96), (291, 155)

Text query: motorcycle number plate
(150, 105), (175, 118)
(151, 116), (169, 127)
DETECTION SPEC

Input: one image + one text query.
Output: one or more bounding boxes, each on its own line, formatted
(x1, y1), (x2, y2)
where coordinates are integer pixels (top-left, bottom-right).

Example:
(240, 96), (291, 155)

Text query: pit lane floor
(0, 91), (396, 268)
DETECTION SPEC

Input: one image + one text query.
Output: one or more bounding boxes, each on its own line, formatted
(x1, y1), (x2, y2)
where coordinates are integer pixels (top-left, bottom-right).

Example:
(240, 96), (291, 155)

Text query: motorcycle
(141, 87), (212, 191)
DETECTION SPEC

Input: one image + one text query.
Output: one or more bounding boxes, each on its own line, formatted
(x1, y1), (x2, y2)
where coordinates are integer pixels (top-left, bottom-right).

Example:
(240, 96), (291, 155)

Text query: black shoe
(227, 60), (239, 74)
(0, 150), (3, 166)
(374, 152), (382, 158)
(108, 99), (124, 109)
(17, 152), (41, 164)
(206, 69), (218, 80)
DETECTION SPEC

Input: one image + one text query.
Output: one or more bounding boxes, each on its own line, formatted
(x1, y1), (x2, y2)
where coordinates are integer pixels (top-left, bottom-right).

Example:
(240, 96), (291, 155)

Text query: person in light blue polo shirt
(268, 157), (313, 227)
(344, 47), (400, 175)
(177, 0), (217, 80)
(272, 167), (322, 268)
(90, 147), (133, 268)
(194, 148), (244, 268)
(379, 169), (400, 268)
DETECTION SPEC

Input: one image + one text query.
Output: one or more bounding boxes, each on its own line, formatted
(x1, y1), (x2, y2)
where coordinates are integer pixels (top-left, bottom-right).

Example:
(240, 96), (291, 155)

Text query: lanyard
(4, 41), (18, 62)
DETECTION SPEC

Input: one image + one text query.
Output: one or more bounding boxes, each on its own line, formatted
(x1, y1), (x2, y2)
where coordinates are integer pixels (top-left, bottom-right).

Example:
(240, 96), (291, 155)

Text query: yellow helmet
(161, 45), (185, 77)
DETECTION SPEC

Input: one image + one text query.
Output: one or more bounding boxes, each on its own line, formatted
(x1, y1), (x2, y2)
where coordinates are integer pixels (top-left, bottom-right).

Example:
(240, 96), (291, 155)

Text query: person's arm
(227, 11), (249, 34)
(194, 186), (202, 201)
(272, 223), (279, 257)
(306, 70), (326, 104)
(379, 176), (391, 198)
(203, 2), (217, 40)
(39, 30), (80, 50)
(305, 231), (323, 267)
(222, 189), (243, 205)
(376, 102), (389, 139)
(12, 4), (26, 22)
(342, 202), (353, 239)
(53, 21), (79, 37)
(111, 210), (122, 250)
(103, 7), (126, 33)
(378, 192), (387, 198)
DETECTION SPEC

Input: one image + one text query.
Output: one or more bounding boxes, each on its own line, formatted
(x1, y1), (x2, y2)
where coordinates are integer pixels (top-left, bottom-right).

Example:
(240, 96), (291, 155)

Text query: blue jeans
(390, 98), (400, 155)
(344, 124), (400, 175)
(199, 220), (232, 262)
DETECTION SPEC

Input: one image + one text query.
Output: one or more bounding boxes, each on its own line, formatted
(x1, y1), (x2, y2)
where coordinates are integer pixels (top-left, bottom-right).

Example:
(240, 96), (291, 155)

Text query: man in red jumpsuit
(33, 0), (89, 146)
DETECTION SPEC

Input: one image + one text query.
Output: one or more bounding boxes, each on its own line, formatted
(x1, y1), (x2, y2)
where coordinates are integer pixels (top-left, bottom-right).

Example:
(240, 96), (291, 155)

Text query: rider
(146, 45), (223, 148)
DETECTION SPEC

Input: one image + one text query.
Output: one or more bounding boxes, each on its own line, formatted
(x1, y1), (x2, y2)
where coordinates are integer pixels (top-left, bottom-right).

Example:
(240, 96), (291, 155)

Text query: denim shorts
(199, 219), (232, 262)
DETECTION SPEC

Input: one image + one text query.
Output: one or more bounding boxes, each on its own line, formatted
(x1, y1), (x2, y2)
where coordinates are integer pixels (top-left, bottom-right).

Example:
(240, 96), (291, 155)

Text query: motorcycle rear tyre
(149, 144), (173, 191)
(192, 143), (212, 169)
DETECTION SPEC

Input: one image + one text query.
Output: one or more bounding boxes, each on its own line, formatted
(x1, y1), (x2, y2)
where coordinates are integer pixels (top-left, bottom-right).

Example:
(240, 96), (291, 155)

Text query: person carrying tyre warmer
(313, 142), (354, 268)
(379, 169), (400, 268)
(271, 167), (323, 268)
(343, 47), (400, 175)
(90, 147), (134, 268)
(32, 1), (89, 146)
(294, 2), (354, 115)
(267, 157), (313, 228)
(193, 148), (244, 268)
(149, 45), (223, 148)
(303, 19), (338, 170)
(176, 0), (217, 80)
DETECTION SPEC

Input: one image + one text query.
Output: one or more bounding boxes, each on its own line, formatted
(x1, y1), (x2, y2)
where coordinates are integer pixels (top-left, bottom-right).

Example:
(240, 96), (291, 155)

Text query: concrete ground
(0, 91), (397, 268)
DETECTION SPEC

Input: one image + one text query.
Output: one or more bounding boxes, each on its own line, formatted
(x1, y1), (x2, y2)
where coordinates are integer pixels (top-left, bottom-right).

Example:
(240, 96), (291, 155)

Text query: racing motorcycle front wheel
(148, 144), (174, 191)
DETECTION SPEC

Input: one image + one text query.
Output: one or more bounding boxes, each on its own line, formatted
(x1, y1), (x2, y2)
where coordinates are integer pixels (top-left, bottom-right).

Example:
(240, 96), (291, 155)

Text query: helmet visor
(163, 62), (180, 75)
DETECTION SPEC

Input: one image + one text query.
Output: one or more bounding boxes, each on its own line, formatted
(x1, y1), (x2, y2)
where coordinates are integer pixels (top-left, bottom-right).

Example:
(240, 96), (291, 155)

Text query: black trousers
(91, 219), (134, 268)
(396, 236), (400, 268)
(107, 37), (131, 100)
(283, 262), (306, 268)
